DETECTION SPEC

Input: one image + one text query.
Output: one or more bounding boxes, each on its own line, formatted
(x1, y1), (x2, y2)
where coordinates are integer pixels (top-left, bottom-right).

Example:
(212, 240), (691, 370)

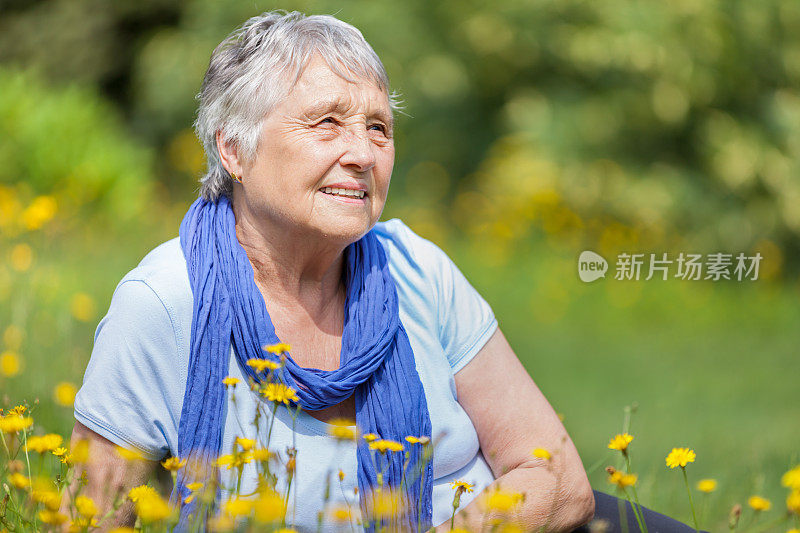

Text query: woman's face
(236, 53), (395, 246)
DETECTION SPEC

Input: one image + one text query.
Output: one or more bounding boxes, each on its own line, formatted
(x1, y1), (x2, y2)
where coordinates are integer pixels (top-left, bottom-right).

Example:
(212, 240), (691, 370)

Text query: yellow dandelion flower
(208, 515), (235, 532)
(532, 447), (552, 460)
(330, 505), (352, 521)
(161, 457), (187, 471)
(9, 472), (28, 489)
(235, 437), (256, 451)
(786, 529), (800, 533)
(8, 405), (27, 415)
(247, 358), (281, 373)
(71, 439), (90, 463)
(328, 424), (356, 440)
(116, 446), (145, 462)
(186, 482), (204, 492)
(222, 376), (240, 387)
(338, 469), (345, 482)
(70, 293), (96, 322)
(0, 414), (33, 434)
(3, 324), (24, 350)
(260, 383), (299, 405)
(254, 489), (285, 523)
(405, 436), (421, 444)
(665, 447), (696, 468)
(782, 466), (800, 490)
(368, 488), (403, 519)
(251, 448), (273, 461)
(273, 529), (299, 533)
(224, 497), (254, 517)
(697, 479), (717, 493)
(10, 244), (33, 272)
(748, 495), (771, 512)
(38, 510), (68, 525)
(75, 495), (98, 517)
(786, 490), (800, 515)
(216, 452), (253, 469)
(369, 439), (404, 454)
(328, 419), (356, 441)
(0, 350), (21, 377)
(32, 487), (61, 510)
(263, 343), (291, 354)
(608, 470), (638, 489)
(483, 488), (524, 513)
(135, 493), (173, 524)
(450, 480), (475, 494)
(107, 528), (136, 533)
(128, 485), (159, 502)
(53, 382), (78, 407)
(52, 447), (68, 457)
(69, 517), (99, 533)
(608, 433), (634, 452)
(363, 433), (379, 442)
(25, 433), (63, 453)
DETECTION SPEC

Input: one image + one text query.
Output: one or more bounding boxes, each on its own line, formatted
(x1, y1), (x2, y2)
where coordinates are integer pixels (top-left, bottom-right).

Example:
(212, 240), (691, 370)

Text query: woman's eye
(318, 117), (336, 125)
(369, 124), (386, 133)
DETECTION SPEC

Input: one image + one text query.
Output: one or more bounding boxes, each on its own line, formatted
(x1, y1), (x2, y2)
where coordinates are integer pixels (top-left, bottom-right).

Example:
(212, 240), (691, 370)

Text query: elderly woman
(67, 11), (638, 533)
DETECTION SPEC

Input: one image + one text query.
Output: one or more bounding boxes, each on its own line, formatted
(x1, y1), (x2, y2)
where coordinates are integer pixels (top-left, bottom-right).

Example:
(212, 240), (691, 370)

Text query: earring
(231, 172), (242, 183)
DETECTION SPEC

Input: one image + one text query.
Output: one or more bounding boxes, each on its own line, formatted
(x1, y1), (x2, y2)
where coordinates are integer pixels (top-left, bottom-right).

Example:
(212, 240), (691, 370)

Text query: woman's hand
(59, 421), (158, 529)
(446, 327), (595, 532)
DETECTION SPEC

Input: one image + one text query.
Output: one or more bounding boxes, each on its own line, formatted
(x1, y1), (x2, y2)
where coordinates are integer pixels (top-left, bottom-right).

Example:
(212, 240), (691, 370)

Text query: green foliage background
(1, 0), (798, 530)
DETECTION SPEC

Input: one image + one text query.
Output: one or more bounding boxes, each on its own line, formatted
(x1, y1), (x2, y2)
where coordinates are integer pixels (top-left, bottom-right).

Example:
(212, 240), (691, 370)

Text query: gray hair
(194, 10), (404, 201)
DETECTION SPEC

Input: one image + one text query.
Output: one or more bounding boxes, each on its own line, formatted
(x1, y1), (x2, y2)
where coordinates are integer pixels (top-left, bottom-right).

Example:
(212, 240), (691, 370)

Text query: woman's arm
(59, 421), (158, 529)
(438, 327), (595, 532)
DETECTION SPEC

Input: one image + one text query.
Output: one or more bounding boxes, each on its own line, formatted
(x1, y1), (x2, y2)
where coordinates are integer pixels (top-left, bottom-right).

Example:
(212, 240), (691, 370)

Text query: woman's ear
(216, 130), (243, 176)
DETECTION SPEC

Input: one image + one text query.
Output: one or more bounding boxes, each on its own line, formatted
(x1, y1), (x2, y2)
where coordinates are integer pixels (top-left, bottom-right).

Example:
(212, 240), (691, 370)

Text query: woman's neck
(232, 197), (347, 321)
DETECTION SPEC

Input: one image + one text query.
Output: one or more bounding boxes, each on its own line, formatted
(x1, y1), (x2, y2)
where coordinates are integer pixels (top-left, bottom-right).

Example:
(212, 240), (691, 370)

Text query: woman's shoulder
(372, 218), (450, 271)
(117, 237), (191, 307)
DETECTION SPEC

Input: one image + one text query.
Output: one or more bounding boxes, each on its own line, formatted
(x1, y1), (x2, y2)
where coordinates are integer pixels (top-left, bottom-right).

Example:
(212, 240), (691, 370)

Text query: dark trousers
(572, 490), (705, 533)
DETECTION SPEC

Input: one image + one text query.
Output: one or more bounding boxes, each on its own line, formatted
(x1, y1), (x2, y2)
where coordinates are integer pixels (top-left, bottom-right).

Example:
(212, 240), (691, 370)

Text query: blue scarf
(173, 196), (433, 531)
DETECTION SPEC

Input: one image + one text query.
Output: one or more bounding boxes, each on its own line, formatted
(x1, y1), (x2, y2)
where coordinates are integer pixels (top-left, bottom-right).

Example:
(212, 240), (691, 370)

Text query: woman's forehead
(284, 55), (392, 119)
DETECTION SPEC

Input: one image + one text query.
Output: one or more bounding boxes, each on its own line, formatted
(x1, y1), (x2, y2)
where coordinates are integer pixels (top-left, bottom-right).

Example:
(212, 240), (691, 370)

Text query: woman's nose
(338, 128), (376, 172)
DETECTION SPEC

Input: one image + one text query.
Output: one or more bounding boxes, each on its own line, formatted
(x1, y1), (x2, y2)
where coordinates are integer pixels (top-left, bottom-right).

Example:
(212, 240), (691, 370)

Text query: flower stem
(681, 467), (699, 532)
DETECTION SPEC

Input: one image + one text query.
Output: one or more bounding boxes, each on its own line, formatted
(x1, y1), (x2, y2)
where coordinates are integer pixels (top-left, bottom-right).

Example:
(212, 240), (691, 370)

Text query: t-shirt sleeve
(74, 279), (182, 461)
(393, 222), (498, 374)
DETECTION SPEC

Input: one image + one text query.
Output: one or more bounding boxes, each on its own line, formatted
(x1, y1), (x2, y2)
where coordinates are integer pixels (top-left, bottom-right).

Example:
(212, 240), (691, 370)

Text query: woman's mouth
(319, 187), (367, 204)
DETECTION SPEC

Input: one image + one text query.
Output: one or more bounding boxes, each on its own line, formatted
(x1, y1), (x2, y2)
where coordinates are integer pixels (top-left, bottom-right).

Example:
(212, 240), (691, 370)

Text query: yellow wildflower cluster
(328, 418), (356, 440)
(608, 433), (634, 452)
(665, 447), (696, 468)
(0, 413), (33, 433)
(263, 343), (292, 354)
(247, 358), (282, 373)
(482, 487), (524, 513)
(531, 447), (551, 460)
(747, 495), (771, 512)
(260, 383), (299, 405)
(696, 479), (717, 493)
(222, 376), (241, 387)
(128, 485), (174, 524)
(368, 439), (404, 454)
(25, 433), (63, 453)
(161, 456), (187, 471)
(608, 470), (638, 489)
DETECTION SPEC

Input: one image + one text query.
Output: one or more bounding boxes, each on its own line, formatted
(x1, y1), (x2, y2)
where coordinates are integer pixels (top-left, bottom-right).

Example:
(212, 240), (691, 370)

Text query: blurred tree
(2, 0), (798, 270)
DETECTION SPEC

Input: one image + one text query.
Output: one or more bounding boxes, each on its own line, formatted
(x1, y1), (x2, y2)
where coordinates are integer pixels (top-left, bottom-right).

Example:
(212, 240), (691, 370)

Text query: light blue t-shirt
(75, 218), (499, 530)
